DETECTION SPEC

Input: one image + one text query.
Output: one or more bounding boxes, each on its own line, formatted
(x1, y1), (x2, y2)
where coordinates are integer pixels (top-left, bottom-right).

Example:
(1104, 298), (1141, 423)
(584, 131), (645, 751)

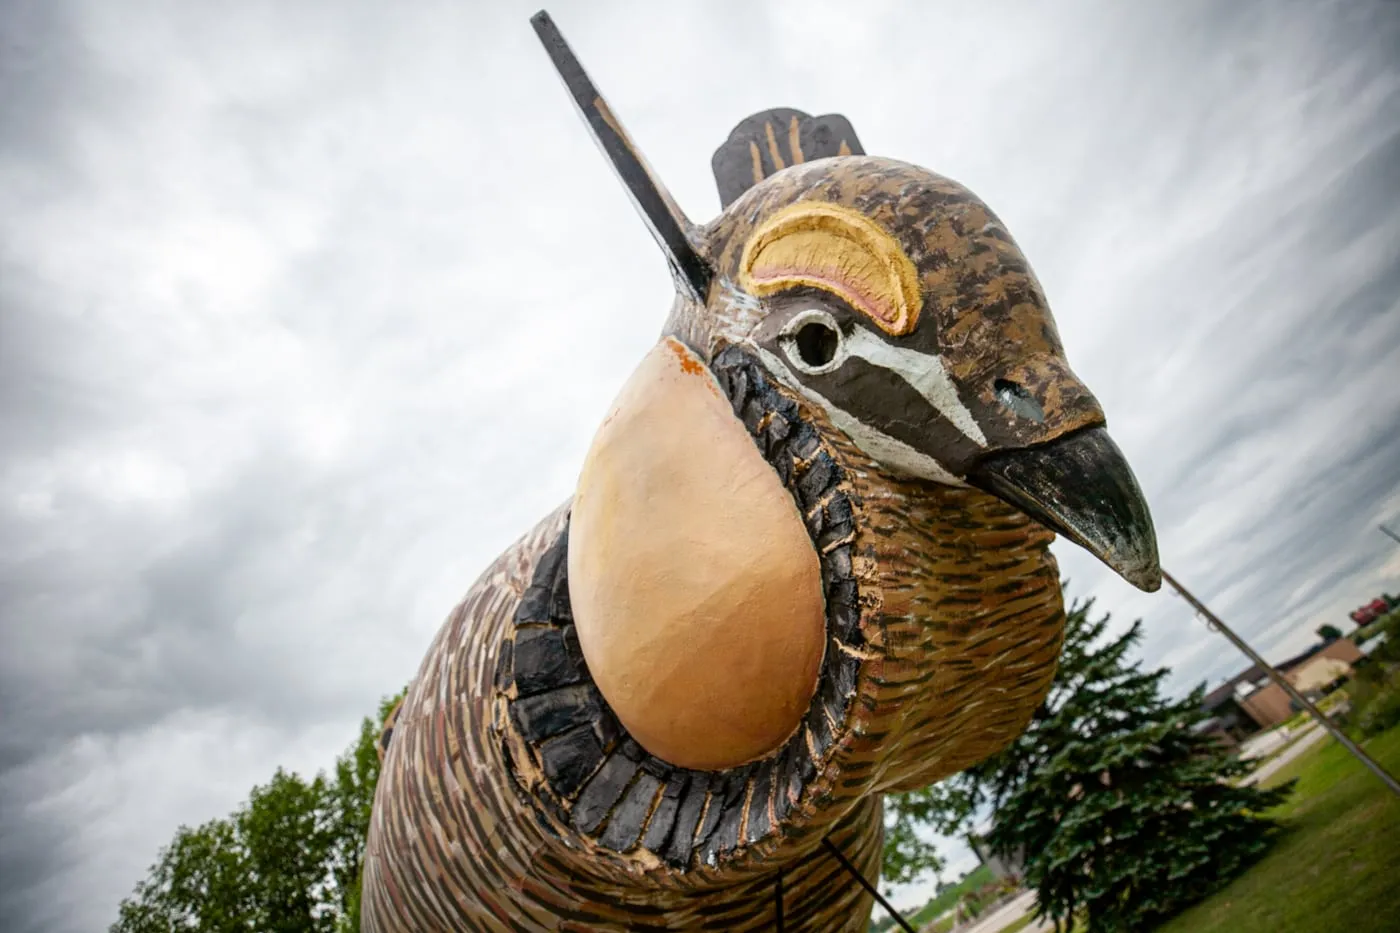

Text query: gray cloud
(2, 0), (1398, 927)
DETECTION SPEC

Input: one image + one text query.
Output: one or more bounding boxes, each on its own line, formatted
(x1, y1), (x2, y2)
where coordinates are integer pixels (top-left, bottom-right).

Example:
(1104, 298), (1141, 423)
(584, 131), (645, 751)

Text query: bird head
(532, 11), (1159, 592)
(699, 153), (1161, 591)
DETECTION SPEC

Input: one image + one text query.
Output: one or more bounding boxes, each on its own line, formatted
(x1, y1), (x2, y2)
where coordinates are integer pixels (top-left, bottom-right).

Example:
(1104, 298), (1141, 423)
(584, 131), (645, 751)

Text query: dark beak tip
(1127, 565), (1163, 594)
(969, 426), (1161, 595)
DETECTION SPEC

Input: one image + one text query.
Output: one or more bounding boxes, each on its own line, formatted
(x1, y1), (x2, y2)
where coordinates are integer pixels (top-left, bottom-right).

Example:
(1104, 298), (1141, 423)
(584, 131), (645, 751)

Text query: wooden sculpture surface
(569, 338), (826, 771)
(360, 11), (1160, 932)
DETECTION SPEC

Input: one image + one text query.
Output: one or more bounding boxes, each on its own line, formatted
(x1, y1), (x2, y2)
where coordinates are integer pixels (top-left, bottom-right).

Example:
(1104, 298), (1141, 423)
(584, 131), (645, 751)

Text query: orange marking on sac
(664, 335), (705, 374)
(661, 337), (724, 399)
(677, 352), (706, 376)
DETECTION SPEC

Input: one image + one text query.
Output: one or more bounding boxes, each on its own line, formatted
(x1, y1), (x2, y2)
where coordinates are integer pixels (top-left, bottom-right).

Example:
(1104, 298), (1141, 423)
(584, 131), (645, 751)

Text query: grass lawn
(1156, 724), (1400, 933)
(1354, 609), (1398, 644)
(896, 864), (994, 930)
(999, 913), (1036, 933)
(995, 908), (1086, 933)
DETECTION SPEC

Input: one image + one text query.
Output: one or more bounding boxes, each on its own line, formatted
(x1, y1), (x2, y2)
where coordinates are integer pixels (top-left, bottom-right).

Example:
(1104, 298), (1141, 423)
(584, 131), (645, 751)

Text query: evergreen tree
(884, 599), (1292, 932)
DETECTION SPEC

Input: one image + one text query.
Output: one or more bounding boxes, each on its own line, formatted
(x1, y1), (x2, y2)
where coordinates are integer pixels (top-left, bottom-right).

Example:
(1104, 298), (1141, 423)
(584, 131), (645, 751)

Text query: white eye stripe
(840, 328), (987, 448)
(749, 344), (969, 487)
(771, 311), (987, 448)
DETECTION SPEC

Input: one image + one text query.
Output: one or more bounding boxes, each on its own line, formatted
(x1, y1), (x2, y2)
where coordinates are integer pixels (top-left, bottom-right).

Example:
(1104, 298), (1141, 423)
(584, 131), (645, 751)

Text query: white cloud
(1, 1), (1397, 929)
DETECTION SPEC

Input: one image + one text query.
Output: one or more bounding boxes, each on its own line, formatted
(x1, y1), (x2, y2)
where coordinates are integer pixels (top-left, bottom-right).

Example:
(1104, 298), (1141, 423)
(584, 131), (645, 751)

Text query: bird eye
(780, 309), (844, 375)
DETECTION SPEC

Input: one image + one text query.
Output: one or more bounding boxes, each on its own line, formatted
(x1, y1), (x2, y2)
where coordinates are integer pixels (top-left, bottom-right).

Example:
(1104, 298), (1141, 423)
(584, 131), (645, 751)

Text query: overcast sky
(2, 0), (1398, 929)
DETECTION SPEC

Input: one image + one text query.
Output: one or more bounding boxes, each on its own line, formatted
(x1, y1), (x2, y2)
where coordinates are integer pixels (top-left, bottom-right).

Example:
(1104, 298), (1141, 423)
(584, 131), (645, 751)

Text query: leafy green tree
(884, 598), (1292, 933)
(1345, 609), (1400, 738)
(113, 690), (405, 933)
(328, 693), (405, 932)
(112, 818), (254, 933)
(1316, 623), (1344, 642)
(879, 784), (956, 886)
(241, 769), (336, 932)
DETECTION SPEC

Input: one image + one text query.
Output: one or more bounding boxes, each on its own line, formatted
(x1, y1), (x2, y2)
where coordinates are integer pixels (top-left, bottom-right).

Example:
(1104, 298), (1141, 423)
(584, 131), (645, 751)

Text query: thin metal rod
(1380, 524), (1400, 546)
(821, 837), (916, 933)
(1164, 569), (1400, 798)
(774, 871), (784, 932)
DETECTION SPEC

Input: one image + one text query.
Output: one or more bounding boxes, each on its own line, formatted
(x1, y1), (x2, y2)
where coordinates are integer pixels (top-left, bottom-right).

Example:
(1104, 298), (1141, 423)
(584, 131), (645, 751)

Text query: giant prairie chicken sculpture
(361, 11), (1160, 932)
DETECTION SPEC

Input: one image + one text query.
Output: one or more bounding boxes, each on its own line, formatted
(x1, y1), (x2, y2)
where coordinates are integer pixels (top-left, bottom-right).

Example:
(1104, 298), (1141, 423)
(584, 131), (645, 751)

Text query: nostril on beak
(994, 379), (1046, 423)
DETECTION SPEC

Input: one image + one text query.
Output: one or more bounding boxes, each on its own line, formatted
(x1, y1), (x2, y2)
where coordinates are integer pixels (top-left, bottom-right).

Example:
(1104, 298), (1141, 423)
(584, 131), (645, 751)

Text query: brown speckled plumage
(675, 156), (1104, 477)
(359, 15), (1159, 931)
(362, 371), (1063, 930)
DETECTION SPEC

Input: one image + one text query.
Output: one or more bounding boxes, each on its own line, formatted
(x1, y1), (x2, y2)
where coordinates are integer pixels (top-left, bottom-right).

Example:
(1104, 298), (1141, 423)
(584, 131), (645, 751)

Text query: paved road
(1241, 722), (1328, 786)
(951, 890), (1052, 933)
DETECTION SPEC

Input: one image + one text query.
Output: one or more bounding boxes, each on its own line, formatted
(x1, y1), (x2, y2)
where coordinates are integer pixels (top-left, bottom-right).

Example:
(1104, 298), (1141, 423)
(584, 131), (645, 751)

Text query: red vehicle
(1351, 598), (1393, 625)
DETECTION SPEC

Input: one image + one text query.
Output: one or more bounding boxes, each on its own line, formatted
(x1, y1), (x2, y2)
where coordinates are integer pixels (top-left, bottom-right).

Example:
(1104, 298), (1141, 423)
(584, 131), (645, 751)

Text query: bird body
(362, 414), (1063, 931)
(360, 12), (1159, 931)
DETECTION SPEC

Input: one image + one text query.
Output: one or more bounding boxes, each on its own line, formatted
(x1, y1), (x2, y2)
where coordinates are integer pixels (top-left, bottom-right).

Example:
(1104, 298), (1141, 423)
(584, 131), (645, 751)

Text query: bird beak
(966, 426), (1162, 592)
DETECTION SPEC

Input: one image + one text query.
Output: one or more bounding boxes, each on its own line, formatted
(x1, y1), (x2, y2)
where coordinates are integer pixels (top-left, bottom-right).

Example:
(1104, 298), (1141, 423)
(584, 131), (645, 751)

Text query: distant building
(968, 833), (1023, 882)
(1192, 715), (1241, 751)
(1200, 638), (1362, 735)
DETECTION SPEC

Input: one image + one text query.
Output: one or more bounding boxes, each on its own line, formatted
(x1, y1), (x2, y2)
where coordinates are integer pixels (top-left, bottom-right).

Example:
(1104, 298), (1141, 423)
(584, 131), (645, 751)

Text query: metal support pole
(1163, 570), (1400, 798)
(821, 837), (916, 933)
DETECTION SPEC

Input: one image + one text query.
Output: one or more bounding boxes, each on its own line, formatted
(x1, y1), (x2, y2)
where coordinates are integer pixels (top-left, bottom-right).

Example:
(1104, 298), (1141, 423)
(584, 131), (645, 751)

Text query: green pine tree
(1316, 623), (1344, 642)
(884, 598), (1292, 932)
